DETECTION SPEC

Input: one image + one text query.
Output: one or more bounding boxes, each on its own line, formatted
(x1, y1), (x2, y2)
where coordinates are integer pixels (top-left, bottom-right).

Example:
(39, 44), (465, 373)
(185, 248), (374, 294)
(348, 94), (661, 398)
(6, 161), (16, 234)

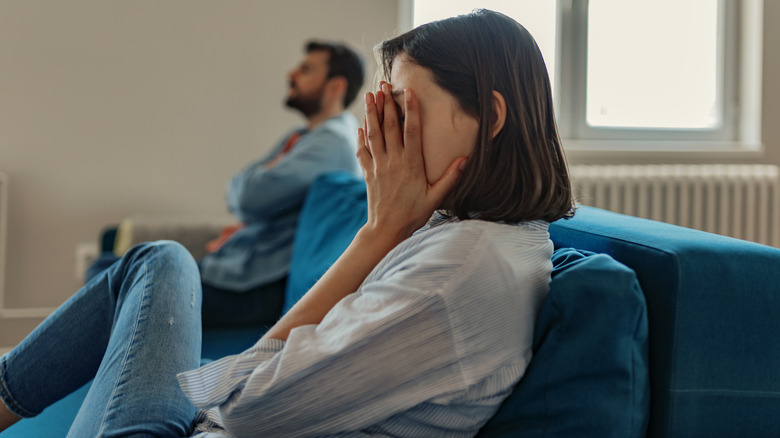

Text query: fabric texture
(179, 185), (555, 437)
(549, 206), (780, 438)
(199, 112), (360, 291)
(477, 247), (650, 437)
(283, 172), (368, 313)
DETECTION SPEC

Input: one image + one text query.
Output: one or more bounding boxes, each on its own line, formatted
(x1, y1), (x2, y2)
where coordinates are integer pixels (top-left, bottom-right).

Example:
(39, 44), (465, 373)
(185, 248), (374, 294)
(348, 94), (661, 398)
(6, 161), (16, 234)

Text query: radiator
(569, 165), (780, 248)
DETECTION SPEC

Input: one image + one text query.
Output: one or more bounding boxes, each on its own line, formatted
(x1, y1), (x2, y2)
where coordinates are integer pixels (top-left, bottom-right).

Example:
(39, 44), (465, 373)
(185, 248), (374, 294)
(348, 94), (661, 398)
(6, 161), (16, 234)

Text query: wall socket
(75, 242), (99, 280)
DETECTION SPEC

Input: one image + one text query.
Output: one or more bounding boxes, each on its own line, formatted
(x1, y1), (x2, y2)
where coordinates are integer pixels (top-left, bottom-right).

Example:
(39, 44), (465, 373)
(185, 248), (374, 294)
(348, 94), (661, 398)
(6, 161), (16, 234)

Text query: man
(198, 40), (365, 326)
(86, 40), (365, 327)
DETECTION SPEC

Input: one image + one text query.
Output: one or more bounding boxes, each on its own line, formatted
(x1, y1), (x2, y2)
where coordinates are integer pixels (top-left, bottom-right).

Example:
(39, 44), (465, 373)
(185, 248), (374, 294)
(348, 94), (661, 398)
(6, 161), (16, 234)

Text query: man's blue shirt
(199, 112), (359, 291)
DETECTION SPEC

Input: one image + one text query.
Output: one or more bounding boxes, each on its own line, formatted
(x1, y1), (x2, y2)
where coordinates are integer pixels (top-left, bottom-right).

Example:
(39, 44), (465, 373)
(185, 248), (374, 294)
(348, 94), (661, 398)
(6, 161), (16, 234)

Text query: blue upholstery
(550, 206), (780, 438)
(477, 247), (650, 437)
(7, 172), (780, 437)
(2, 383), (91, 437)
(282, 172), (367, 314)
(201, 326), (268, 360)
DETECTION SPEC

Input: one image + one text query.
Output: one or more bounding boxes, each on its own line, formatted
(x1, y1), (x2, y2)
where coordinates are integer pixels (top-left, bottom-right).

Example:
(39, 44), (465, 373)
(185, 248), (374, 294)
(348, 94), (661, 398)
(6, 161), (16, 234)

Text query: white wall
(0, 0), (400, 348)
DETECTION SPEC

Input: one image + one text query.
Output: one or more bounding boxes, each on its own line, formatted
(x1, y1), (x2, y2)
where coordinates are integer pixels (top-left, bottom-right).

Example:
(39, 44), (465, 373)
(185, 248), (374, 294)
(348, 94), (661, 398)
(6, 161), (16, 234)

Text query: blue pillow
(283, 172), (367, 313)
(477, 247), (650, 437)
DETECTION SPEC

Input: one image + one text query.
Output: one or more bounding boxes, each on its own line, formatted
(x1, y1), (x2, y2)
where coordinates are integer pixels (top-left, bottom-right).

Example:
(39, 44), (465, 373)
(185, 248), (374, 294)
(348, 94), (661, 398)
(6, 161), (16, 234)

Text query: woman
(0, 9), (573, 437)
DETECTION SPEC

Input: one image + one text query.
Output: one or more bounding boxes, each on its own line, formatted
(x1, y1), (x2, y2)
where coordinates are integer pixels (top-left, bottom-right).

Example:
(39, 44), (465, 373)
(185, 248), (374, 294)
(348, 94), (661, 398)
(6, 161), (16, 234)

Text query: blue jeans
(0, 241), (202, 437)
(88, 251), (286, 327)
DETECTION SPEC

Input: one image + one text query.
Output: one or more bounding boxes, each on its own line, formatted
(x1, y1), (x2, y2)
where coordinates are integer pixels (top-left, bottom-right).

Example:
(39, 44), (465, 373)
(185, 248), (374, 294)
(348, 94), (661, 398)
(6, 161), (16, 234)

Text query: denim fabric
(0, 241), (202, 437)
(86, 252), (286, 328)
(85, 251), (120, 283)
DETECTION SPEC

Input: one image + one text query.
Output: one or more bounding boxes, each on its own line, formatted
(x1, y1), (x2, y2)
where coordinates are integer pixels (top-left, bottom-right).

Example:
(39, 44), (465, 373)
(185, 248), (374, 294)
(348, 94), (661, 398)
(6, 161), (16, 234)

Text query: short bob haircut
(378, 9), (574, 223)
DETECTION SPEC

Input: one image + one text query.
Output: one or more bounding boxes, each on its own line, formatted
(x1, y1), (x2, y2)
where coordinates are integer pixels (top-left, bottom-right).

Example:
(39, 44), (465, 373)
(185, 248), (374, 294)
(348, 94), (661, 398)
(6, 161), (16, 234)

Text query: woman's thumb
(428, 157), (468, 204)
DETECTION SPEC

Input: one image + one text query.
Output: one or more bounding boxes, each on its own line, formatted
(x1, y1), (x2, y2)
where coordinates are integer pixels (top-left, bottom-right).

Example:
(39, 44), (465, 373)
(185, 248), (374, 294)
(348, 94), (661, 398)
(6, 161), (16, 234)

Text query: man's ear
(326, 76), (348, 101)
(491, 90), (507, 139)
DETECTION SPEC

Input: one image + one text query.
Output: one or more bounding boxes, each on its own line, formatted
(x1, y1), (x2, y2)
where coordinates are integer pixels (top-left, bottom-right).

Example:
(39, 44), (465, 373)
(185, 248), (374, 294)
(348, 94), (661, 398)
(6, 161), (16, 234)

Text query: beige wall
(1, 1), (778, 348)
(0, 0), (400, 347)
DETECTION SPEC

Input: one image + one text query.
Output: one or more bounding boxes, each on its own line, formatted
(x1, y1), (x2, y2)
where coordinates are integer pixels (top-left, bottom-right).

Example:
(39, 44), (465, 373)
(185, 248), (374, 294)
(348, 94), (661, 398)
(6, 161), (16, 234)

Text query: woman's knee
(127, 240), (196, 269)
(118, 241), (200, 292)
(120, 241), (202, 308)
(147, 240), (195, 263)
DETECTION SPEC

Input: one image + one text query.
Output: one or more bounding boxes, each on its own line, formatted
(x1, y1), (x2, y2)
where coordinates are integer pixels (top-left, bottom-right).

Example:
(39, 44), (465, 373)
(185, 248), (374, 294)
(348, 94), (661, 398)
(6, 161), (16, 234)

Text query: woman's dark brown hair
(378, 9), (574, 223)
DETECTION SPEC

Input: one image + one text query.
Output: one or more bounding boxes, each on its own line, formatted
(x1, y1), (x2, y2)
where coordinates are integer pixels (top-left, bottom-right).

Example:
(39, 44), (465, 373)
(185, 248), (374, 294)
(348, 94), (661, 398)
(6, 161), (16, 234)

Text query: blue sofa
(6, 171), (780, 437)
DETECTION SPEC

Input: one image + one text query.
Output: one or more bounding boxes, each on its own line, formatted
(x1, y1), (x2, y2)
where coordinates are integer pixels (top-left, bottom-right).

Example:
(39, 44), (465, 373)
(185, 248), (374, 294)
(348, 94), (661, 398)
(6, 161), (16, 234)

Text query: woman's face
(389, 54), (479, 184)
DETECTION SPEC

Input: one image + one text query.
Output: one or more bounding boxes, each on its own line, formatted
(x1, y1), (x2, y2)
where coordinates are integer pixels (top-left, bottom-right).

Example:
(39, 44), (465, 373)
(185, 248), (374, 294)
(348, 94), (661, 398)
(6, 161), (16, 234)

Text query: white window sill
(562, 139), (765, 161)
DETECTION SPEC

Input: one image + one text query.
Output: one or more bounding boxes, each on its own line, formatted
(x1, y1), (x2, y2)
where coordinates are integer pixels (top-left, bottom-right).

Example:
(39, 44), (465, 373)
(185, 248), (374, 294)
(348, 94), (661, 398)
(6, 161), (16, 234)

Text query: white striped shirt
(178, 215), (553, 437)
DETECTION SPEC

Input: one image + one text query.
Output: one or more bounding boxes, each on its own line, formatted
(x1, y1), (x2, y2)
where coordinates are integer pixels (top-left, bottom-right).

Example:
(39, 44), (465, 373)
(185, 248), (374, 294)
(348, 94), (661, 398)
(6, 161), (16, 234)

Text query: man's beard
(285, 85), (325, 118)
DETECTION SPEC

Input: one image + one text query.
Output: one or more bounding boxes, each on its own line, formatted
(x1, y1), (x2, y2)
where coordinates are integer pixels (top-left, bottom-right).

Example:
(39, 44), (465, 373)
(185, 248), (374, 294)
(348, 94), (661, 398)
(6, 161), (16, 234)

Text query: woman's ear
(491, 90), (507, 139)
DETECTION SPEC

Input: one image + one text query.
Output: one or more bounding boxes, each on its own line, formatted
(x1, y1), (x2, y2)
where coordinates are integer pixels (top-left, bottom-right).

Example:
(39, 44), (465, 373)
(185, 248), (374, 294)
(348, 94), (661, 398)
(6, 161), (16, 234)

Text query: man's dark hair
(306, 40), (365, 108)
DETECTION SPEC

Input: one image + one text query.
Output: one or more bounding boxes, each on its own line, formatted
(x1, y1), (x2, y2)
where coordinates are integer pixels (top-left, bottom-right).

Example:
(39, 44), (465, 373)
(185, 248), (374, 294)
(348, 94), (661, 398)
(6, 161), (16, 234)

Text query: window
(586, 0), (720, 130)
(407, 0), (763, 156)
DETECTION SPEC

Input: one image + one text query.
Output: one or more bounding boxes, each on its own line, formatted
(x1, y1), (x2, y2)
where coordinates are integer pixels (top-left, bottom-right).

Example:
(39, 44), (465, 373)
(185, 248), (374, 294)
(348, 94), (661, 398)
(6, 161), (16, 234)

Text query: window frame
(402, 0), (764, 159)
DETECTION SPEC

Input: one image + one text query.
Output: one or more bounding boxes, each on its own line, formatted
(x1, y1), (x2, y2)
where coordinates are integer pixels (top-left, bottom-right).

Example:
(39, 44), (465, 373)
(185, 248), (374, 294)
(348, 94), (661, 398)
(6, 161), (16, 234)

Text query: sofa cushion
(283, 172), (367, 313)
(550, 206), (780, 437)
(477, 247), (650, 437)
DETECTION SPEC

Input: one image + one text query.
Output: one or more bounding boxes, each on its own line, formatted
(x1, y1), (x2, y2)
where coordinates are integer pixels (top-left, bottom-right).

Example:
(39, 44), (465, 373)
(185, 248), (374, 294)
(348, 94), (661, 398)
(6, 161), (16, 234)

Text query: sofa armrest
(550, 206), (780, 438)
(114, 215), (234, 260)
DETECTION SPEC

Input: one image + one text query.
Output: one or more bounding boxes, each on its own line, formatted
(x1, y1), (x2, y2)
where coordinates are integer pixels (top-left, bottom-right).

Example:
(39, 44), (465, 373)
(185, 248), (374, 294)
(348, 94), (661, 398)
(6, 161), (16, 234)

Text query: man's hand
(205, 223), (244, 253)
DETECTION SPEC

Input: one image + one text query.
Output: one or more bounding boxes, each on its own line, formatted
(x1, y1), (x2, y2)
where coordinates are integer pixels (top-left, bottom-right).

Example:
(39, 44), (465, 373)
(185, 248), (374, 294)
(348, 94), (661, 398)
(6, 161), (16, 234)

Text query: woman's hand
(260, 84), (466, 343)
(357, 83), (467, 246)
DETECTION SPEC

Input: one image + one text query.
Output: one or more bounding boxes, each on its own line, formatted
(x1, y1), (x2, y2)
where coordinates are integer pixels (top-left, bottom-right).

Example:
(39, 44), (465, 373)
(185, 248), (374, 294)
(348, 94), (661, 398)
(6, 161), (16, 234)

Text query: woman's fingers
(429, 157), (468, 206)
(362, 114), (370, 154)
(356, 126), (373, 179)
(364, 92), (387, 158)
(376, 83), (385, 126)
(358, 85), (468, 241)
(401, 88), (422, 168)
(381, 83), (403, 153)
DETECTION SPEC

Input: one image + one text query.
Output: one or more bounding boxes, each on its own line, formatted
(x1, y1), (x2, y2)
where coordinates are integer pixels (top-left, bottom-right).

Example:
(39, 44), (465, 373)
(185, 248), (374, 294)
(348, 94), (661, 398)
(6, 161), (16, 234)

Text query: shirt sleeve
(178, 282), (466, 437)
(226, 129), (354, 222)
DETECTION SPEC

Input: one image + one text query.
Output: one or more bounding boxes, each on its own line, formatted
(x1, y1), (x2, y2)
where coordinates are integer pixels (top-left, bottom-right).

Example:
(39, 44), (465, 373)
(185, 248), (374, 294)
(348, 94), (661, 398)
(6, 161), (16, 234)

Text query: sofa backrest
(283, 171), (368, 313)
(550, 206), (780, 437)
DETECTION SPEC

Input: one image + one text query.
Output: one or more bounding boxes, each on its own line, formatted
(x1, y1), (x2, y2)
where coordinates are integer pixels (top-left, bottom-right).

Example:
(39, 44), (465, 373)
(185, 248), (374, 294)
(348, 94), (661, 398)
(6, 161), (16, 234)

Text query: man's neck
(305, 106), (344, 131)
